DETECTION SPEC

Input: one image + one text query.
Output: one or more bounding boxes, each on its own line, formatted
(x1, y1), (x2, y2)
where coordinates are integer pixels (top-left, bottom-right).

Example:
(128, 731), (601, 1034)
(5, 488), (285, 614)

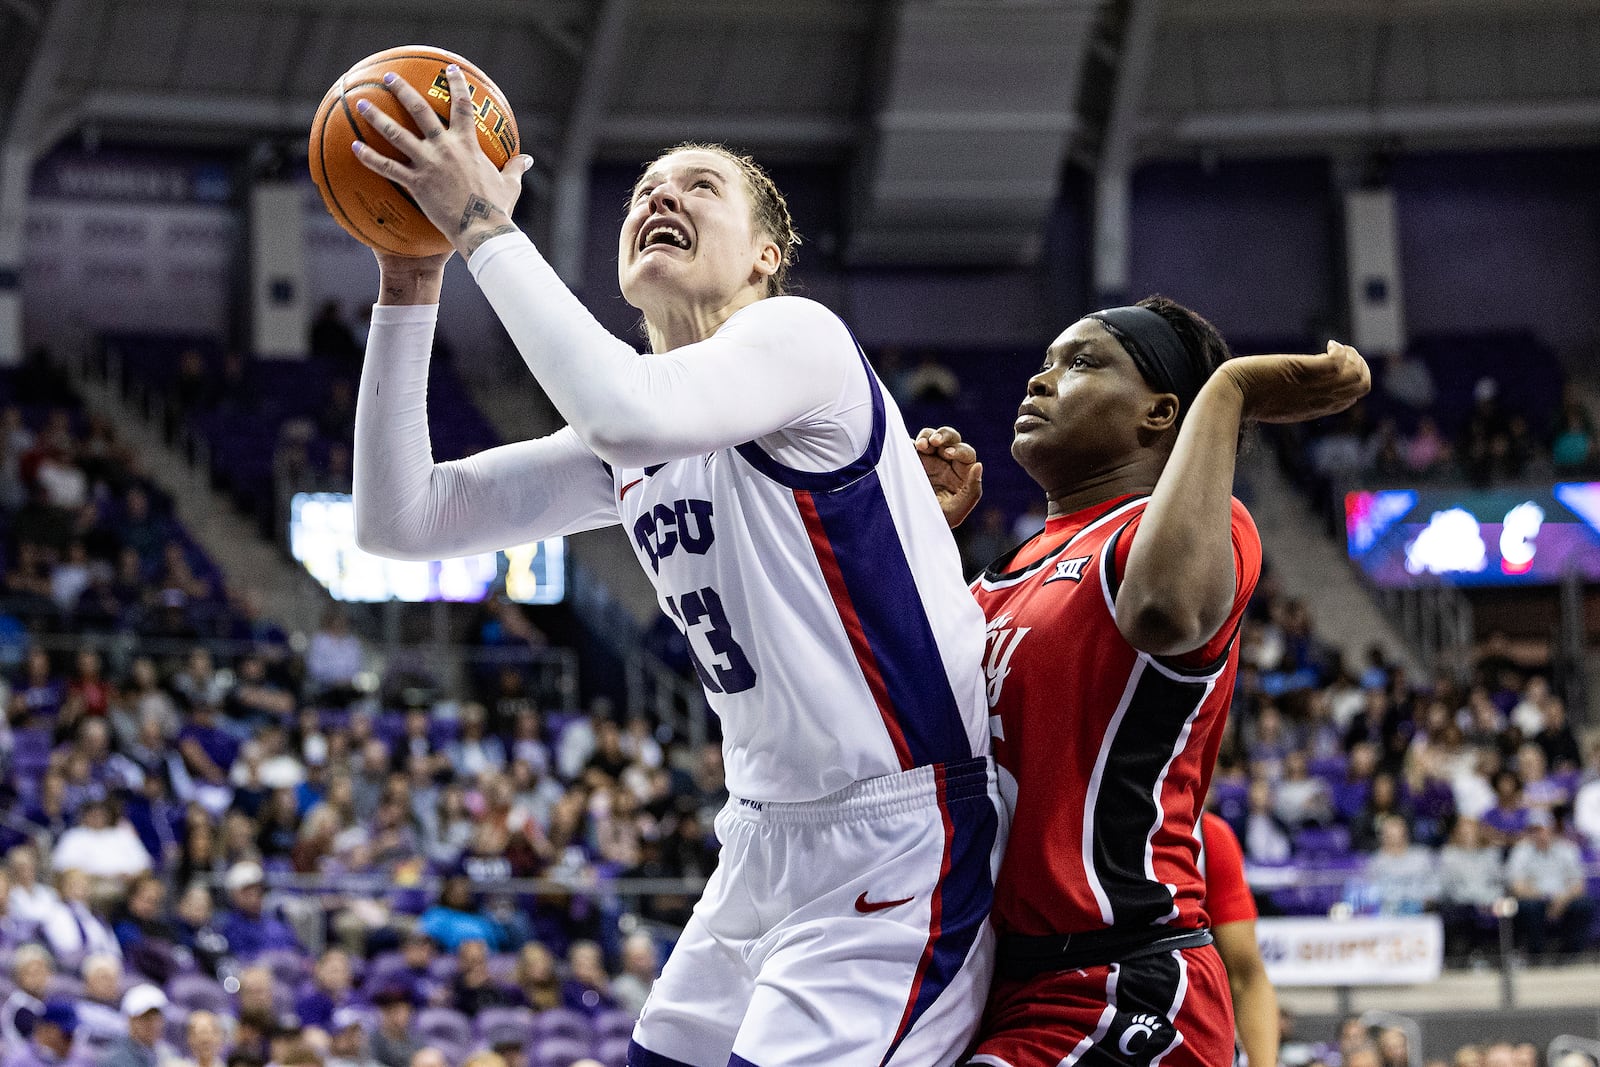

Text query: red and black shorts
(965, 943), (1234, 1067)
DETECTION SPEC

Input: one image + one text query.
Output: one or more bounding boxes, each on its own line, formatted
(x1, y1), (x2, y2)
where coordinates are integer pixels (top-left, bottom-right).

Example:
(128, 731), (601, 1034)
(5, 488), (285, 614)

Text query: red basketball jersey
(1199, 810), (1257, 927)
(972, 493), (1261, 937)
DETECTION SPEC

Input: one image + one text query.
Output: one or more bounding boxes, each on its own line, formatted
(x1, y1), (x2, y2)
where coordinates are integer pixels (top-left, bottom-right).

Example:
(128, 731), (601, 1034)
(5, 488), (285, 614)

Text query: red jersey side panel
(973, 496), (1261, 937)
(1199, 811), (1257, 927)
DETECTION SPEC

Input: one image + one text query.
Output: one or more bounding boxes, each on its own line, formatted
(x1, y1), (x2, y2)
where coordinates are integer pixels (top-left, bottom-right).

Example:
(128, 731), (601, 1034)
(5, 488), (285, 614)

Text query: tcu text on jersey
(634, 497), (715, 572)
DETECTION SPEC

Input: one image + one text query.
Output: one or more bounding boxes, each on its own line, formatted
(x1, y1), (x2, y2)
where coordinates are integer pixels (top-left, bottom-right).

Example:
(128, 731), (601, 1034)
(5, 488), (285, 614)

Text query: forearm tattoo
(463, 224), (518, 257)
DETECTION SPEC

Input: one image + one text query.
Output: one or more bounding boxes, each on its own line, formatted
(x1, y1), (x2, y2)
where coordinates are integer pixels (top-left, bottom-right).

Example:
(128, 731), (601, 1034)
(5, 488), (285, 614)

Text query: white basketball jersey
(610, 318), (989, 802)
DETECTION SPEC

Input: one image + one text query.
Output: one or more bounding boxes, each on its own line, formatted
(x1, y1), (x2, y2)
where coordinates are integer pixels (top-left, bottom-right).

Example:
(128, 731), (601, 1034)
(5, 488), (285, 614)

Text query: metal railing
(1370, 578), (1476, 684)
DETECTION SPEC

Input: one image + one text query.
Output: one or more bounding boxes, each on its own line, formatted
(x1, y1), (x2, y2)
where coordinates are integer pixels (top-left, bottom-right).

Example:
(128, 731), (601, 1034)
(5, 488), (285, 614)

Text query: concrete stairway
(1240, 447), (1424, 676)
(61, 351), (327, 637)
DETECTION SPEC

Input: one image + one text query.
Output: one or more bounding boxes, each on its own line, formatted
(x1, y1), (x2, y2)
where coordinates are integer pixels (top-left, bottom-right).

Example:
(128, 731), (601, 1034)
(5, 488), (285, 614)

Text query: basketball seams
(313, 88), (400, 257)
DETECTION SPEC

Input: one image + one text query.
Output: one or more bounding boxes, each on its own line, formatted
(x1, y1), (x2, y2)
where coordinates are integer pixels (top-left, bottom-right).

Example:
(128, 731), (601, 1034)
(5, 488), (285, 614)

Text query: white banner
(1256, 915), (1444, 987)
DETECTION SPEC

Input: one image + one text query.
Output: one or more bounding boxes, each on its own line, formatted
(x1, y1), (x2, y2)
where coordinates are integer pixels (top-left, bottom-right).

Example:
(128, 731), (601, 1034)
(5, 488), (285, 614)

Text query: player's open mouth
(639, 219), (692, 254)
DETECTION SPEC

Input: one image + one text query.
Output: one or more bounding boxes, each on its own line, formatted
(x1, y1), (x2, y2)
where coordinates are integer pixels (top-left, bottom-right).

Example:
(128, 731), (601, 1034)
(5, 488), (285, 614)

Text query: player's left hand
(914, 425), (983, 529)
(1214, 341), (1371, 424)
(351, 64), (532, 260)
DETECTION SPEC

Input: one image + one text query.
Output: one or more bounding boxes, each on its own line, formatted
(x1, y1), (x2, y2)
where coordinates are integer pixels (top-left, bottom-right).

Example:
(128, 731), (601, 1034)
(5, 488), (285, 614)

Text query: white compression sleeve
(353, 303), (618, 561)
(467, 231), (864, 469)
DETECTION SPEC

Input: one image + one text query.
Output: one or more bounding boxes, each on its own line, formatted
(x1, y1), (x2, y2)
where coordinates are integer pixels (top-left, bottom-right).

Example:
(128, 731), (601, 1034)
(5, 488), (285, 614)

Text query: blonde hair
(638, 142), (801, 297)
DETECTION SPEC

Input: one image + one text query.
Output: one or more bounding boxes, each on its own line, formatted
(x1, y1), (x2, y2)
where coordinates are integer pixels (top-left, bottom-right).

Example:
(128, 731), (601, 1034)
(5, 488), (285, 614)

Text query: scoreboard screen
(1345, 482), (1600, 588)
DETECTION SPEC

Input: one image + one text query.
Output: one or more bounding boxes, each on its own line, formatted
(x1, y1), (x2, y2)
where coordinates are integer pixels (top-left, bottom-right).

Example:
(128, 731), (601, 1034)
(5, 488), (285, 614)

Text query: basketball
(308, 45), (518, 258)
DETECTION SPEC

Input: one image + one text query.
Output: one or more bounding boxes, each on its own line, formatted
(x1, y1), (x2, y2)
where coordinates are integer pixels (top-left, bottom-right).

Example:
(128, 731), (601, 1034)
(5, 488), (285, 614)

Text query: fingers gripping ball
(309, 45), (518, 256)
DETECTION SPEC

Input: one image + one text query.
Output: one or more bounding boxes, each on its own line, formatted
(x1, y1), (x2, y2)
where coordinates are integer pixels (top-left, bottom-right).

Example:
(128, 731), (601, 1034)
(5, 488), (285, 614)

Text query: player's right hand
(1215, 341), (1371, 424)
(915, 425), (983, 529)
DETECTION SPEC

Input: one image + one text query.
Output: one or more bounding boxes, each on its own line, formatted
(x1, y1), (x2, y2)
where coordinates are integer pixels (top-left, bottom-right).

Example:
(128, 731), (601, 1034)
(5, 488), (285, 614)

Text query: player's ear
(751, 237), (781, 284)
(1142, 393), (1179, 433)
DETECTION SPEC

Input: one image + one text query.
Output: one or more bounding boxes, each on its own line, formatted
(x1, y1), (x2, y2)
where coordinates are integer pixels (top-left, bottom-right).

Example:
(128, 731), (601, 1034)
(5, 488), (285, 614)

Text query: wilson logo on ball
(426, 69), (517, 159)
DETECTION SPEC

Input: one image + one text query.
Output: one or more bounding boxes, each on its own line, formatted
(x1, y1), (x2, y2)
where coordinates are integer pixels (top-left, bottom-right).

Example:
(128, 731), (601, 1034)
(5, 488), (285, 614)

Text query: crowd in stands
(1269, 339), (1592, 532)
(1280, 1010), (1599, 1067)
(1213, 563), (1600, 961)
(0, 346), (719, 1067)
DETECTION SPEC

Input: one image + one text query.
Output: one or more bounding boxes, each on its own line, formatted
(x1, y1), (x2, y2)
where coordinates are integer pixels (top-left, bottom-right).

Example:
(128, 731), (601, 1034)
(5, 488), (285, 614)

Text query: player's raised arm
(352, 66), (853, 469)
(468, 244), (854, 467)
(1116, 338), (1369, 655)
(352, 264), (618, 561)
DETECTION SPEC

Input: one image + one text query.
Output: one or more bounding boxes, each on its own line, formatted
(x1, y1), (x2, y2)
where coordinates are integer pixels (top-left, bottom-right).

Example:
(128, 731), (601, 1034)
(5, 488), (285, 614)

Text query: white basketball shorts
(628, 755), (1006, 1067)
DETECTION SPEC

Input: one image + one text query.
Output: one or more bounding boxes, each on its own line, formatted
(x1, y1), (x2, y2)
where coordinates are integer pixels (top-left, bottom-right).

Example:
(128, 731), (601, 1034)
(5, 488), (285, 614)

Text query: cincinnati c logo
(1044, 555), (1091, 584)
(1117, 1013), (1169, 1057)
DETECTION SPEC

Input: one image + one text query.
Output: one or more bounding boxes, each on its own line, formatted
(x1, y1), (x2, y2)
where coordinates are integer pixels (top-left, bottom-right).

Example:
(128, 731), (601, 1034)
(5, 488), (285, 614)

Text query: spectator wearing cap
(171, 1012), (224, 1067)
(98, 986), (171, 1067)
(324, 1010), (380, 1067)
(367, 988), (419, 1067)
(2, 999), (89, 1067)
(218, 862), (299, 957)
(73, 955), (127, 1048)
(2, 944), (54, 1046)
(1506, 809), (1596, 957)
(39, 870), (120, 971)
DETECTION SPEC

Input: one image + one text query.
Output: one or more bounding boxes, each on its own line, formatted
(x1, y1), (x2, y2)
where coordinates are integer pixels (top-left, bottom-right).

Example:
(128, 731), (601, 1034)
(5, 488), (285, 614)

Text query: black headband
(1087, 306), (1209, 419)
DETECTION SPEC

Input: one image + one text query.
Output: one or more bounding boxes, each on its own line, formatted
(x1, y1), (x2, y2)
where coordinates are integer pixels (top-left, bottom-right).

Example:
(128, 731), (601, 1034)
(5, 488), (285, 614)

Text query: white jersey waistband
(726, 756), (995, 825)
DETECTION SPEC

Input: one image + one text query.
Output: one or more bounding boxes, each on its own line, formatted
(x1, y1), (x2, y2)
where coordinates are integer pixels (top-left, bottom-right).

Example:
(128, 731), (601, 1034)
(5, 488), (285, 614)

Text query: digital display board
(289, 493), (565, 604)
(1345, 482), (1600, 588)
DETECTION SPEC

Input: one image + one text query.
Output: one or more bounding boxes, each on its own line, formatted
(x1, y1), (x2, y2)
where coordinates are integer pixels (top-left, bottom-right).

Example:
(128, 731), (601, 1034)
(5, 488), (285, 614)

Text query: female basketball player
(916, 299), (1365, 1067)
(348, 66), (1003, 1067)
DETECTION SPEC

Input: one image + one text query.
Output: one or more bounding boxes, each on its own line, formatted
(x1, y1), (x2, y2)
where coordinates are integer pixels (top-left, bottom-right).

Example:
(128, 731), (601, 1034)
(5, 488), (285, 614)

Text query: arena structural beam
(1145, 99), (1600, 151)
(846, 0), (1097, 266)
(550, 0), (637, 287)
(0, 0), (83, 366)
(1091, 0), (1163, 306)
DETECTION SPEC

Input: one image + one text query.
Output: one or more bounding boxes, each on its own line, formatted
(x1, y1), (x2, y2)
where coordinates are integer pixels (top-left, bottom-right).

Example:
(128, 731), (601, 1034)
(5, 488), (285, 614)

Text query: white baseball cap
(225, 861), (265, 892)
(122, 985), (169, 1018)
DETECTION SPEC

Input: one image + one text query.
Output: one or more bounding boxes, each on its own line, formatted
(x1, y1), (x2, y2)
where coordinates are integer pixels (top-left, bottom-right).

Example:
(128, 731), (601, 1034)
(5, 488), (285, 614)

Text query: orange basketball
(308, 45), (518, 257)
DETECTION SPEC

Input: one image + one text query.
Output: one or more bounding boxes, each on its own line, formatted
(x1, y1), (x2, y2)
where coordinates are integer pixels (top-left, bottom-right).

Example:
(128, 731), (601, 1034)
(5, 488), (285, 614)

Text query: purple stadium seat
(475, 1006), (537, 1046)
(362, 953), (409, 996)
(416, 1007), (473, 1049)
(254, 948), (309, 988)
(1292, 825), (1352, 859)
(486, 954), (519, 986)
(43, 975), (83, 1000)
(531, 1036), (592, 1067)
(532, 1007), (592, 1043)
(169, 973), (232, 1015)
(593, 1035), (631, 1067)
(592, 1009), (635, 1041)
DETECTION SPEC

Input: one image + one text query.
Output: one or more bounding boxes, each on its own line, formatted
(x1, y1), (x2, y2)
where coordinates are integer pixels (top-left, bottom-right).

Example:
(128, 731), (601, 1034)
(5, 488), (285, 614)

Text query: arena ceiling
(3, 0), (1600, 265)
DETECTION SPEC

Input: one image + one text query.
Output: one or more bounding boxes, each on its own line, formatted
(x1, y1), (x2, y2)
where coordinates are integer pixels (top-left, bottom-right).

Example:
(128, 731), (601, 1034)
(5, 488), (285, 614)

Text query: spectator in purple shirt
(217, 861), (300, 958)
(1481, 770), (1529, 846)
(294, 948), (356, 1032)
(177, 701), (238, 817)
